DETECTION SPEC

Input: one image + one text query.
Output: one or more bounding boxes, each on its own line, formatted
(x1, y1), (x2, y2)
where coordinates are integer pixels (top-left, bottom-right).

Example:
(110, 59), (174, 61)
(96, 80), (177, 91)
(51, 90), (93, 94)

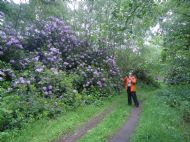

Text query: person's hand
(128, 79), (131, 83)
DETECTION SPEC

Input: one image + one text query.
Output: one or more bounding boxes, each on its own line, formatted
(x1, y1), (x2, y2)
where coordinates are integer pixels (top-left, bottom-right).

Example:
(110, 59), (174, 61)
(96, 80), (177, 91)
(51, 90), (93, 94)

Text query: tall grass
(131, 88), (190, 142)
(2, 96), (117, 142)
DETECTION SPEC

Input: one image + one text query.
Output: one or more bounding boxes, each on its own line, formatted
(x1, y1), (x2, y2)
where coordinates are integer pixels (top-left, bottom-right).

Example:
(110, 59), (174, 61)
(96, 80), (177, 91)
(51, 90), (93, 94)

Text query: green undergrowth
(3, 95), (119, 142)
(79, 91), (132, 142)
(131, 88), (190, 142)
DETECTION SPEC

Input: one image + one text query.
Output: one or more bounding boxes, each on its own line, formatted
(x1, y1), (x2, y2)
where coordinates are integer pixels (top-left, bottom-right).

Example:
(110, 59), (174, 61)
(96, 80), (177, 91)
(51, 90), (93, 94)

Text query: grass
(79, 91), (132, 142)
(4, 95), (119, 142)
(6, 86), (189, 142)
(131, 89), (190, 142)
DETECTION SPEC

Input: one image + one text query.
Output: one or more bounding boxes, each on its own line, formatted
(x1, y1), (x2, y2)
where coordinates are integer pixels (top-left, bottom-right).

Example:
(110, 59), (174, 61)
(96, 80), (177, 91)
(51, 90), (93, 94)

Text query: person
(124, 72), (139, 107)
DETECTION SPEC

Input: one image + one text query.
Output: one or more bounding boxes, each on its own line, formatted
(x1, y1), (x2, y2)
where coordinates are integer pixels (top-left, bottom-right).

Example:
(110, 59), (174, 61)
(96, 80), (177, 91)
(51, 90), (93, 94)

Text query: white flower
(73, 90), (78, 93)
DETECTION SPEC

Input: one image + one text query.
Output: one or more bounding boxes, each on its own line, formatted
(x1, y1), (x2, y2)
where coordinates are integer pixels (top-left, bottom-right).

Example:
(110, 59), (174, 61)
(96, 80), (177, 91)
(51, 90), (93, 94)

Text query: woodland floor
(56, 104), (116, 142)
(7, 88), (189, 142)
(56, 94), (142, 142)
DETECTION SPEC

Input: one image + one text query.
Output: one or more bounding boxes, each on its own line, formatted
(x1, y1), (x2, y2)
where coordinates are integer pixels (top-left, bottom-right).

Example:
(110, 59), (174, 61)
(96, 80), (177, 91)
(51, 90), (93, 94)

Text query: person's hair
(132, 73), (137, 78)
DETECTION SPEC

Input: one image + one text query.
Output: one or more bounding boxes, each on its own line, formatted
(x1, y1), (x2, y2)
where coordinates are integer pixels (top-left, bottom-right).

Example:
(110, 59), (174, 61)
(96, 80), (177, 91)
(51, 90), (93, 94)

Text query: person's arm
(123, 76), (127, 81)
(123, 77), (128, 86)
(131, 77), (136, 84)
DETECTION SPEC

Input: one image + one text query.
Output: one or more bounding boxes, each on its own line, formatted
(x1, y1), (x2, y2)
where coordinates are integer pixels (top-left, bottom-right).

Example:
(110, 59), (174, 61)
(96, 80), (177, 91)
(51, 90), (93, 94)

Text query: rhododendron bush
(0, 12), (121, 132)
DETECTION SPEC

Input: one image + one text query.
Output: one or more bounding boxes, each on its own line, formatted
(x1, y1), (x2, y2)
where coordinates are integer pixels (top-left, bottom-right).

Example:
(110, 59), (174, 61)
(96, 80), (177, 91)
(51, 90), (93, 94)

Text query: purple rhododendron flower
(0, 11), (5, 16)
(48, 85), (53, 90)
(51, 68), (59, 74)
(14, 77), (31, 86)
(44, 91), (48, 95)
(35, 67), (44, 73)
(0, 11), (5, 19)
(0, 77), (4, 81)
(19, 77), (25, 84)
(0, 51), (3, 55)
(10, 60), (15, 64)
(0, 70), (5, 76)
(27, 80), (31, 84)
(34, 56), (40, 62)
(50, 47), (59, 53)
(97, 81), (103, 87)
(15, 44), (23, 49)
(64, 62), (69, 66)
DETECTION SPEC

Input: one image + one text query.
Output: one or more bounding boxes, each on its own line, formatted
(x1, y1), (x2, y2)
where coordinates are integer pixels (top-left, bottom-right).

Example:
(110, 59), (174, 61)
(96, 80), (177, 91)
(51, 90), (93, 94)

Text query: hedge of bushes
(0, 11), (122, 137)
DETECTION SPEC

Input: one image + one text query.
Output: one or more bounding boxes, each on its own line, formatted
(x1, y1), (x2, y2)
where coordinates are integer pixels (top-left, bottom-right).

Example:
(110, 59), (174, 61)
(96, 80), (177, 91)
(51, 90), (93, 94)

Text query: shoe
(135, 104), (139, 107)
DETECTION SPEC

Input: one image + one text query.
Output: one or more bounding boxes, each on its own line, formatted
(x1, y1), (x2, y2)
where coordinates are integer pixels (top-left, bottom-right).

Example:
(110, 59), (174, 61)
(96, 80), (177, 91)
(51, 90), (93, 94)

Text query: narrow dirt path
(56, 104), (115, 142)
(109, 106), (141, 142)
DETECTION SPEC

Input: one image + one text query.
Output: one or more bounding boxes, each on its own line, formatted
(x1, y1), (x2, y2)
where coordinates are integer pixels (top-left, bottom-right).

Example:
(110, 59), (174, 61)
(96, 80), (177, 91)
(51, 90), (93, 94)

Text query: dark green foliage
(161, 0), (190, 84)
(132, 89), (189, 142)
(133, 67), (160, 87)
(157, 85), (190, 123)
(0, 71), (75, 132)
(0, 0), (189, 141)
(0, 94), (62, 131)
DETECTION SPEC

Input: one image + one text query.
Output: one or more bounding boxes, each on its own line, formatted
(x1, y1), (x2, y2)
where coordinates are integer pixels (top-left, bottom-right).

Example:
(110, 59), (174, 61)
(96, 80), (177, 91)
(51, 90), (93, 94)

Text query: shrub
(0, 11), (122, 134)
(133, 67), (160, 87)
(156, 85), (190, 123)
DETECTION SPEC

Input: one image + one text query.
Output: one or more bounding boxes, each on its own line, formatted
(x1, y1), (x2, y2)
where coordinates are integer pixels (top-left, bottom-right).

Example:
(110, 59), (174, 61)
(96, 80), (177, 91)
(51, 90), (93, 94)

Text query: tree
(160, 0), (190, 84)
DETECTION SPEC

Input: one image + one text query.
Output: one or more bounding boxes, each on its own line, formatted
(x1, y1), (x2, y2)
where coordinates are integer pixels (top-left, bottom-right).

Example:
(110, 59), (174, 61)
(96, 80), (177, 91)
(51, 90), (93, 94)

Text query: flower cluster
(13, 77), (31, 87)
(0, 21), (23, 56)
(0, 12), (25, 70)
(18, 57), (32, 69)
(42, 85), (53, 96)
(106, 56), (120, 76)
(0, 12), (123, 134)
(0, 69), (16, 81)
(0, 12), (121, 95)
(42, 47), (62, 68)
(0, 70), (5, 81)
(25, 17), (79, 53)
(0, 11), (5, 19)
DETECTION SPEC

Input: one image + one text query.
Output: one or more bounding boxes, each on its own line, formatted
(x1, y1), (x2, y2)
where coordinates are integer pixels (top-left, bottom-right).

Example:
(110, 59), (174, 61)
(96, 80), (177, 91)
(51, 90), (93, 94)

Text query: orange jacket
(124, 76), (137, 92)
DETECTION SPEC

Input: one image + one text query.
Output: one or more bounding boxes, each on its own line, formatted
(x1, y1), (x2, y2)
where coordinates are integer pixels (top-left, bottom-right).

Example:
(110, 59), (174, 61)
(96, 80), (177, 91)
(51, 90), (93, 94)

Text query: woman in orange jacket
(124, 73), (139, 107)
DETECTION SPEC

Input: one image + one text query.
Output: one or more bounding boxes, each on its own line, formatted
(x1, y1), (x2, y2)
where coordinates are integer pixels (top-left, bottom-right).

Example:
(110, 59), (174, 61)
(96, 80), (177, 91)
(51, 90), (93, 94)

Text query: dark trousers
(127, 87), (139, 107)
